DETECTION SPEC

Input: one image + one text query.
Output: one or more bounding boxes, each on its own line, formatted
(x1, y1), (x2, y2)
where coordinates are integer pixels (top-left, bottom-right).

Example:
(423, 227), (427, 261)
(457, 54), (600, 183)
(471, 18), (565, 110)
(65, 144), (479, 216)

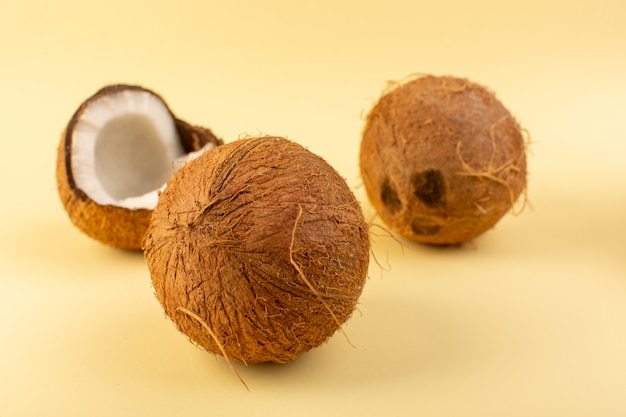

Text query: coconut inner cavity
(71, 89), (211, 209)
(95, 113), (172, 201)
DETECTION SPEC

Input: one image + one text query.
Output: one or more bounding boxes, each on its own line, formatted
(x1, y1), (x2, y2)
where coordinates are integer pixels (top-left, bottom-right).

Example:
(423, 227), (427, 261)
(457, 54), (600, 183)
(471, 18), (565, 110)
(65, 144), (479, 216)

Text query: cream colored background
(2, 0), (626, 416)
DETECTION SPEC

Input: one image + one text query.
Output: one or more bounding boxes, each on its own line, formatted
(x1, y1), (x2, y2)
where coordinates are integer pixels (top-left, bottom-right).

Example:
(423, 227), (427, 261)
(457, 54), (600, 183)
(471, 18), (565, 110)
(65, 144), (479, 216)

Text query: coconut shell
(143, 136), (370, 364)
(360, 75), (527, 245)
(56, 84), (223, 251)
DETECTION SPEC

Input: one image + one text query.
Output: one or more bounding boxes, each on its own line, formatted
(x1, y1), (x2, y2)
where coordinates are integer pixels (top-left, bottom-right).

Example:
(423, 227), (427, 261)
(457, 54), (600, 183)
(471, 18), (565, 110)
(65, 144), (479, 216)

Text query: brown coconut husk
(360, 75), (527, 245)
(56, 84), (223, 251)
(143, 136), (370, 364)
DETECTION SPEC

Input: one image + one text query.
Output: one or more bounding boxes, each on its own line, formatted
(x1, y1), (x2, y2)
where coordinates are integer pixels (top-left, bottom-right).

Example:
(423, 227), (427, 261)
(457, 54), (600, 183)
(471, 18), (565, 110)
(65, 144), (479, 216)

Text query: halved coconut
(56, 84), (223, 250)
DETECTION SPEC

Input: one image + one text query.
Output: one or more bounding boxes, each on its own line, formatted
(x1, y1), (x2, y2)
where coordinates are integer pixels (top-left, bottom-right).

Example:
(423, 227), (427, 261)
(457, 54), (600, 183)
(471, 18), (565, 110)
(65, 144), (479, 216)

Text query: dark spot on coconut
(380, 178), (402, 213)
(411, 217), (442, 236)
(411, 169), (446, 207)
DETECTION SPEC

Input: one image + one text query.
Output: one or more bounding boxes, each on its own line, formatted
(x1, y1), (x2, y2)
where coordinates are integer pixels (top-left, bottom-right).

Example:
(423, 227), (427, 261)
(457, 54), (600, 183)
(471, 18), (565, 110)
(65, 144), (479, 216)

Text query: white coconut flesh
(70, 89), (213, 210)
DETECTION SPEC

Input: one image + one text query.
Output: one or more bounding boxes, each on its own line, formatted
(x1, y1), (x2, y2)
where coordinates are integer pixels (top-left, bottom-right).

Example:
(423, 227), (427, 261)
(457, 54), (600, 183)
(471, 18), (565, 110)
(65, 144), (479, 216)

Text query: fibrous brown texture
(56, 84), (222, 251)
(360, 75), (527, 245)
(143, 136), (370, 364)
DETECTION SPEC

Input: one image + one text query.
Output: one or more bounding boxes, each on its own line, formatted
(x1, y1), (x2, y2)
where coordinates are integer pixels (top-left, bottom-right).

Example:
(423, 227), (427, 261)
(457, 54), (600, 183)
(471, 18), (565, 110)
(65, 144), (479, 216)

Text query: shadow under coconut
(47, 279), (507, 395)
(240, 291), (502, 390)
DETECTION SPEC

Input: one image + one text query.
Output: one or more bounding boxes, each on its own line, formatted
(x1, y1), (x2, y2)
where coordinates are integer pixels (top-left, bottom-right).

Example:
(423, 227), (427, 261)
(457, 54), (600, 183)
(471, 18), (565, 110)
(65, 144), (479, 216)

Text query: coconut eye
(380, 177), (402, 213)
(410, 217), (442, 236)
(411, 169), (446, 208)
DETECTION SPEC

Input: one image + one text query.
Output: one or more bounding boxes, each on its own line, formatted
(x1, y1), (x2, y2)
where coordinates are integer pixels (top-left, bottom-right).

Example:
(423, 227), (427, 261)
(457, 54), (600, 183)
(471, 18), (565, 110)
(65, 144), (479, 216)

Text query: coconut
(360, 75), (527, 245)
(143, 136), (370, 364)
(56, 84), (222, 250)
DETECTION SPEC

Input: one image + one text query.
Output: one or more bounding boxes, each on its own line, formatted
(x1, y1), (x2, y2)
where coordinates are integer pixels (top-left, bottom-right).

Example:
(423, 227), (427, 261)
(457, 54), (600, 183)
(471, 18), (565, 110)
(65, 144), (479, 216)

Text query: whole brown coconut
(56, 84), (222, 250)
(360, 75), (527, 245)
(143, 136), (370, 364)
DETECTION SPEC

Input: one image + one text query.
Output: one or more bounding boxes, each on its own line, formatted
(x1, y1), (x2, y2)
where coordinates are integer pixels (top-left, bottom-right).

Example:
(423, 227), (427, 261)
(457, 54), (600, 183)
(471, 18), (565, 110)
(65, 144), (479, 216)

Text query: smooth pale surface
(1, 1), (626, 416)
